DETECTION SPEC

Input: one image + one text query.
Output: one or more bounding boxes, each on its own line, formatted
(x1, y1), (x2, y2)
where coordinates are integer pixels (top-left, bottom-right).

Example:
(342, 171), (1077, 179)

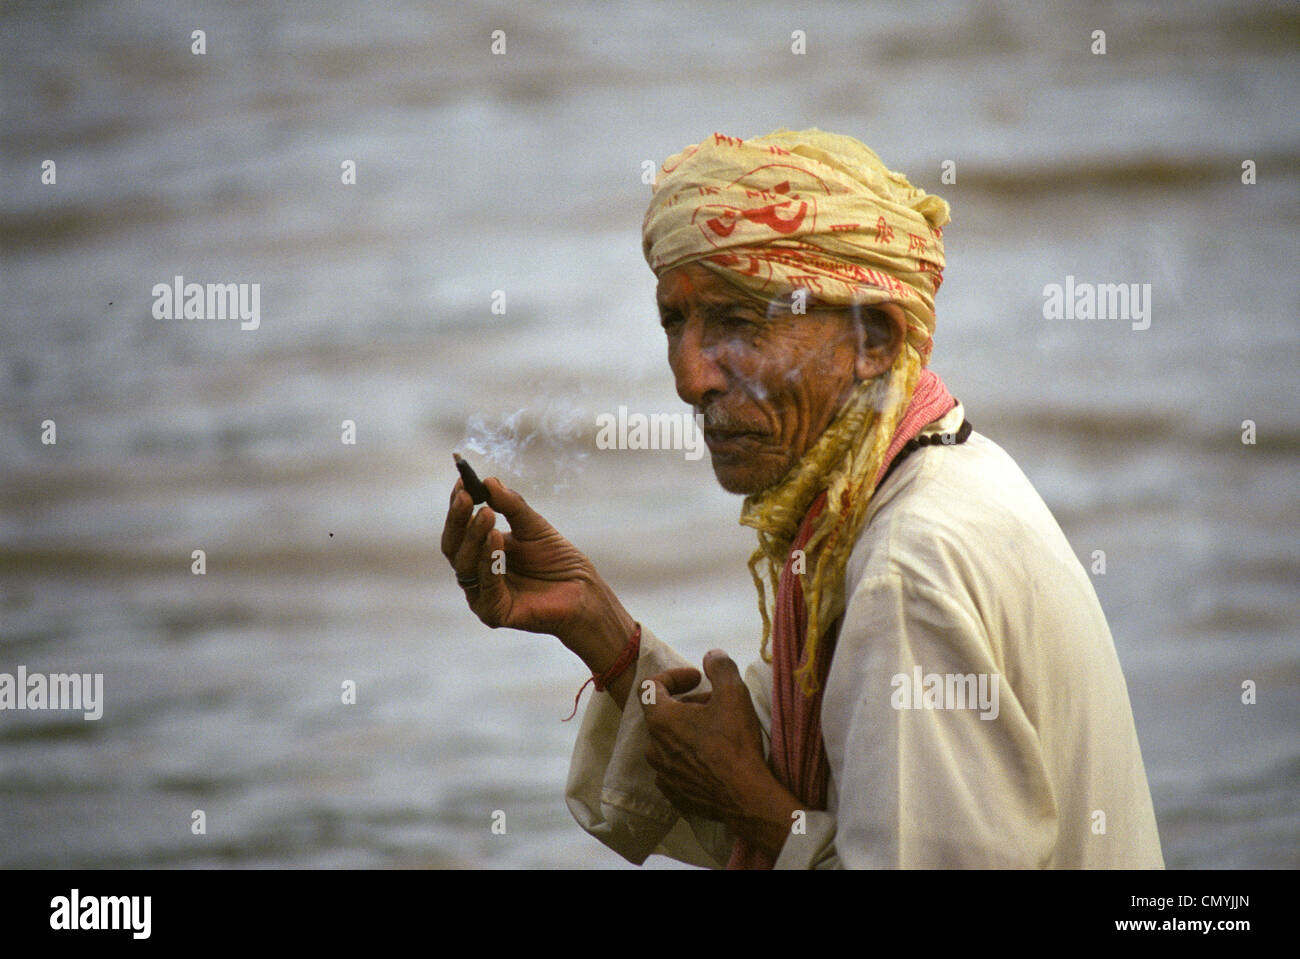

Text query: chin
(711, 458), (789, 496)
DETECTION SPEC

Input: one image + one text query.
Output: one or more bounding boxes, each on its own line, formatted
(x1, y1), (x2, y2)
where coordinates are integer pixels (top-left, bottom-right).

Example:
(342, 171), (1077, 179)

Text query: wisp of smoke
(461, 395), (592, 491)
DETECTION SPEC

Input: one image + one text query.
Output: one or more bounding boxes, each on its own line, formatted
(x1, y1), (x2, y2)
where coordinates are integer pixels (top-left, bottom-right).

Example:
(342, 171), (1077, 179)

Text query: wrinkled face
(657, 263), (861, 495)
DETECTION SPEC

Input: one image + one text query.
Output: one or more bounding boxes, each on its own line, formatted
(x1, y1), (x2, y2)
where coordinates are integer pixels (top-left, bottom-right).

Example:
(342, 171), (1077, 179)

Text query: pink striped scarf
(726, 368), (955, 868)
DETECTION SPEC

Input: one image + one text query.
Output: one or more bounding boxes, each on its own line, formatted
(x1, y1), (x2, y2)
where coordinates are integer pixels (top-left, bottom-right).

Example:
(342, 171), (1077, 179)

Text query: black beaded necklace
(877, 415), (973, 488)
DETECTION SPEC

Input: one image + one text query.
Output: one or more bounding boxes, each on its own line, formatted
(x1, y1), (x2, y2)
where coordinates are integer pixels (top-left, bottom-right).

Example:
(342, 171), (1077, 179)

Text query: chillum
(453, 453), (490, 505)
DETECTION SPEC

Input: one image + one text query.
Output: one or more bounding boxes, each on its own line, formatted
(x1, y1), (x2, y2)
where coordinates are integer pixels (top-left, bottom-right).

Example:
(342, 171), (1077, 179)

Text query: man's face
(657, 263), (860, 495)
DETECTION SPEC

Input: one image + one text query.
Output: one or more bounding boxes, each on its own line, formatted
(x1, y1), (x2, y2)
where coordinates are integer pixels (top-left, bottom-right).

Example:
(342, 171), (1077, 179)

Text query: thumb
(484, 478), (552, 538)
(701, 649), (742, 691)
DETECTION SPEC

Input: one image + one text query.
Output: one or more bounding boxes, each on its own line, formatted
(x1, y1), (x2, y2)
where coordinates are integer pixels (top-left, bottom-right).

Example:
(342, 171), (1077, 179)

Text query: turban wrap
(642, 128), (950, 362)
(642, 129), (955, 869)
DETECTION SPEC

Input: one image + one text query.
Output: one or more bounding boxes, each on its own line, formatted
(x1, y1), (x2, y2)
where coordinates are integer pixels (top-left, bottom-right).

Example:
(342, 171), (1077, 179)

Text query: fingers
(651, 667), (703, 698)
(677, 690), (711, 705)
(441, 479), (473, 562)
(642, 678), (674, 715)
(643, 655), (738, 716)
(451, 503), (496, 589)
(473, 526), (508, 614)
(482, 478), (553, 538)
(642, 678), (695, 742)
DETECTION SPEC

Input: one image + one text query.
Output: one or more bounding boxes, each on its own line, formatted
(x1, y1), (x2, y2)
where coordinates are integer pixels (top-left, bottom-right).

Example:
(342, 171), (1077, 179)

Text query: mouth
(703, 428), (766, 462)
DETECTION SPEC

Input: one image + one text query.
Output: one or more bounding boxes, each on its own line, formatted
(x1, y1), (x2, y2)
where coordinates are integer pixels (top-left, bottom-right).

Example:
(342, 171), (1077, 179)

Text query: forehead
(655, 263), (850, 324)
(655, 263), (746, 307)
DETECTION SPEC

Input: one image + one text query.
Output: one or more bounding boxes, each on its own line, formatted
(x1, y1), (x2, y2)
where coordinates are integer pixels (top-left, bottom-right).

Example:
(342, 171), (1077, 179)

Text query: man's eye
(721, 314), (756, 330)
(660, 311), (683, 331)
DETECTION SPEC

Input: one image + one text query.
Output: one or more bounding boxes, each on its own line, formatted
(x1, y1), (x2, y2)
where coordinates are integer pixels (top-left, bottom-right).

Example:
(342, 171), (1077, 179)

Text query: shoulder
(845, 406), (1085, 612)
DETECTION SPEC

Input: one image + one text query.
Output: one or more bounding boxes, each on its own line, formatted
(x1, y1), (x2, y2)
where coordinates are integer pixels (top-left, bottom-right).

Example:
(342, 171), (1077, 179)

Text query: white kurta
(565, 403), (1164, 868)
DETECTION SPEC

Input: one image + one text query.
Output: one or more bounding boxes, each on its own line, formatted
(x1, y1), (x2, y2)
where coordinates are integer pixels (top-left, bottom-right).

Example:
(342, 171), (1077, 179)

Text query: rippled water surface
(1, 0), (1297, 868)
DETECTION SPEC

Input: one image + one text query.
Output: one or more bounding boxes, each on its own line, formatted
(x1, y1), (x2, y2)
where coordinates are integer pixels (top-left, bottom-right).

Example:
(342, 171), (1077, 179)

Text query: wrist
(727, 774), (802, 861)
(557, 577), (639, 711)
(559, 576), (636, 672)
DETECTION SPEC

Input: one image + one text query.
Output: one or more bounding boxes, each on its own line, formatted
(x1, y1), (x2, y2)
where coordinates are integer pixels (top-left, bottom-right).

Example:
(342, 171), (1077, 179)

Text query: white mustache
(697, 407), (758, 432)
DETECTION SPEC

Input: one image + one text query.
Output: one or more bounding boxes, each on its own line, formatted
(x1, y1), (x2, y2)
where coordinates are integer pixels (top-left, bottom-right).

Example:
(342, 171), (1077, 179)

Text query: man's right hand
(440, 476), (639, 704)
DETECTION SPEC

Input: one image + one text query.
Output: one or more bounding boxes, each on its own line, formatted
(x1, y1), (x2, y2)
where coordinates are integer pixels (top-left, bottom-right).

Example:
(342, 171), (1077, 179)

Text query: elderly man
(442, 129), (1164, 868)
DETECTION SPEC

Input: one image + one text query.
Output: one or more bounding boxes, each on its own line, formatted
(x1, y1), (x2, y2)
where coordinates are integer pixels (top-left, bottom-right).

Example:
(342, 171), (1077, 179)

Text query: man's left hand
(642, 650), (801, 855)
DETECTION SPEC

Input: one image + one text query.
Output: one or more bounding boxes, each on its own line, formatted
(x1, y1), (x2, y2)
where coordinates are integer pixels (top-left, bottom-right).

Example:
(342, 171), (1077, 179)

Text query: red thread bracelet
(562, 622), (642, 722)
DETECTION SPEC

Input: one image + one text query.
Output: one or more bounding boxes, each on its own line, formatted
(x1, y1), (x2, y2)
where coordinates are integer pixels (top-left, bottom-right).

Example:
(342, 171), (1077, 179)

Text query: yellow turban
(642, 129), (954, 693)
(642, 128), (950, 362)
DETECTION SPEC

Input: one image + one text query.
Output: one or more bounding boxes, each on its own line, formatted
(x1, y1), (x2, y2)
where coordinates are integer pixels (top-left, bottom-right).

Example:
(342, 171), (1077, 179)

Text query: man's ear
(853, 302), (907, 380)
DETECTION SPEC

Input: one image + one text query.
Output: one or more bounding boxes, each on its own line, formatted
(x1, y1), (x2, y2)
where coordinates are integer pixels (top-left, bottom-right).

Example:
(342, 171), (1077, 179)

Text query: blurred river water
(1, 0), (1296, 867)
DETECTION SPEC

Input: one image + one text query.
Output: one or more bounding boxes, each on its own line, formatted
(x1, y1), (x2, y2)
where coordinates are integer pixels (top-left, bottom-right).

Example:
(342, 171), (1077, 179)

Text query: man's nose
(671, 316), (728, 407)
